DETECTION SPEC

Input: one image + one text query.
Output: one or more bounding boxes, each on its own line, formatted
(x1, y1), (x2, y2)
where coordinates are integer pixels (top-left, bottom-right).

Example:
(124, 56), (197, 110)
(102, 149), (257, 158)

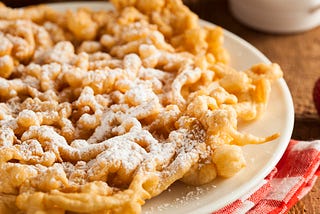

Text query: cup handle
(310, 4), (320, 13)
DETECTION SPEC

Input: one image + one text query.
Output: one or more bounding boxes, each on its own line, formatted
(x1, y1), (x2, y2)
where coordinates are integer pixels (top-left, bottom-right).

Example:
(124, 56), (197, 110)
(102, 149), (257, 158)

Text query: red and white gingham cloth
(214, 140), (320, 214)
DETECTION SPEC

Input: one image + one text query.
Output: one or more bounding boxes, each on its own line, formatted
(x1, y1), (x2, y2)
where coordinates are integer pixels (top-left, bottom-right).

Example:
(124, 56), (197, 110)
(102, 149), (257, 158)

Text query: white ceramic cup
(229, 0), (320, 33)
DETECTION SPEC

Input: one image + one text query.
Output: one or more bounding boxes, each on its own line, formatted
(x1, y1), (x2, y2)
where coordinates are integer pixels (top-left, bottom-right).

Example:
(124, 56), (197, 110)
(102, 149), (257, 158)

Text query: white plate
(47, 2), (295, 213)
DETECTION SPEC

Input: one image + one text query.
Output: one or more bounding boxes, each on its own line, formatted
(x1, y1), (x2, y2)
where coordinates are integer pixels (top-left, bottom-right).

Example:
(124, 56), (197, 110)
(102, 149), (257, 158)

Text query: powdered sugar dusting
(144, 183), (217, 214)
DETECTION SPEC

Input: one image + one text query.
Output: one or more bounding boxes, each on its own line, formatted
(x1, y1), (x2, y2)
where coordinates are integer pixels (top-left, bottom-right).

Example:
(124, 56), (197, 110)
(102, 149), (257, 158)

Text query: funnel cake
(0, 0), (282, 213)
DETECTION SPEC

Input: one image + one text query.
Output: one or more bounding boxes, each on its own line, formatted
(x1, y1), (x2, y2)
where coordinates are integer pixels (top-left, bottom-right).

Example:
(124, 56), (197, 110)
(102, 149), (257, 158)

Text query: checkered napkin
(213, 140), (320, 214)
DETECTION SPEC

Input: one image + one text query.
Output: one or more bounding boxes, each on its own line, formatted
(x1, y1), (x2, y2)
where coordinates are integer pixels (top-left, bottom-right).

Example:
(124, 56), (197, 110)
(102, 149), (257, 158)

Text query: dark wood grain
(1, 0), (319, 213)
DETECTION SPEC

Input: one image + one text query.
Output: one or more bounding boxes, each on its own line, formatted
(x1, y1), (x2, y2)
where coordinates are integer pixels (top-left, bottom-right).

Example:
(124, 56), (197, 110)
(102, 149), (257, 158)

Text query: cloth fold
(214, 140), (320, 214)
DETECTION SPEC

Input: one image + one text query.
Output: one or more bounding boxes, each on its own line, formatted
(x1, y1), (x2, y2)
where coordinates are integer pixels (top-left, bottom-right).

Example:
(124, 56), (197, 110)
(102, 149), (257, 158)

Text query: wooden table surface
(2, 0), (320, 213)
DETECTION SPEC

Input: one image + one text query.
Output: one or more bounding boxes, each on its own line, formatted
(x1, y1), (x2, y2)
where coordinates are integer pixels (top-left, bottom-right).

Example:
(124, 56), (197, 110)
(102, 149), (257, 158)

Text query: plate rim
(194, 20), (295, 213)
